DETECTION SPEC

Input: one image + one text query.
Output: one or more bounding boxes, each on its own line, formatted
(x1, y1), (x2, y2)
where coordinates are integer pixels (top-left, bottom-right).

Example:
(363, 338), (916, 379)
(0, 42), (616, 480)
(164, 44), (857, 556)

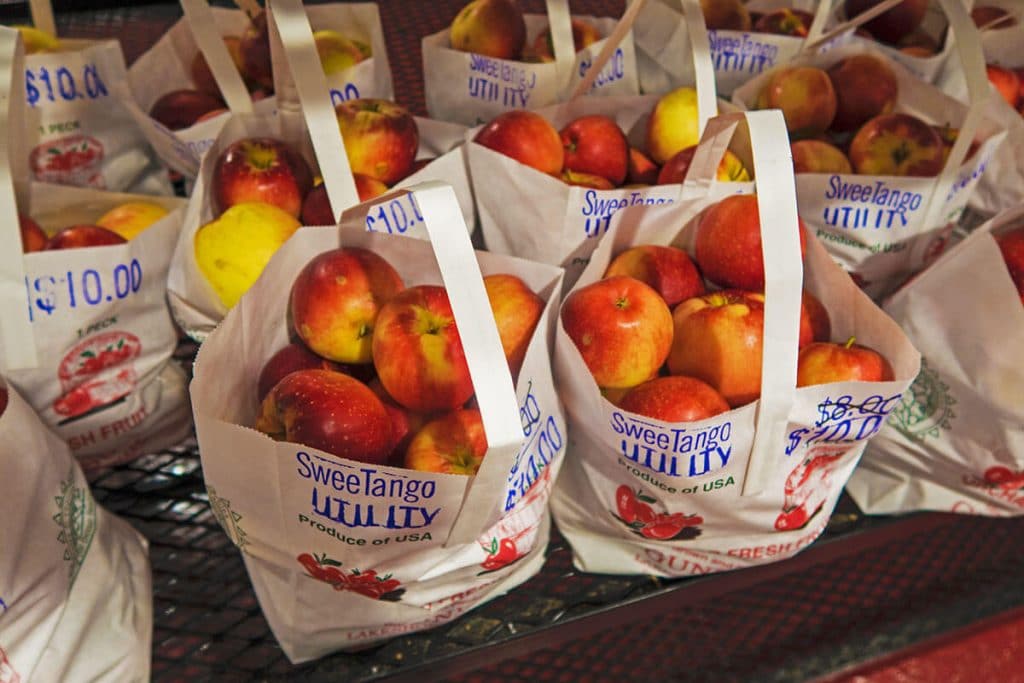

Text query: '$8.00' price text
(26, 259), (143, 321)
(25, 63), (108, 107)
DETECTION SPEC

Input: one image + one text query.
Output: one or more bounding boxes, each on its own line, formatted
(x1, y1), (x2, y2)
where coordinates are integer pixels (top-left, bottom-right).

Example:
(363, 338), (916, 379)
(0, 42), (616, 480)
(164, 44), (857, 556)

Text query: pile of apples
(997, 224), (1024, 306)
(448, 0), (600, 63)
(252, 245), (545, 475)
(696, 0), (818, 37)
(561, 194), (894, 419)
(17, 202), (171, 253)
(193, 97), (423, 309)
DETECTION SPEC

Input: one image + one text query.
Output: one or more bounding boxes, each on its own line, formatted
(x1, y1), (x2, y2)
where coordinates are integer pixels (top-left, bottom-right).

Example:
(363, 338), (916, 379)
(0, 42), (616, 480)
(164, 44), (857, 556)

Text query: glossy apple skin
(190, 35), (246, 97)
(149, 89), (226, 131)
(996, 225), (1024, 302)
(668, 290), (766, 408)
(757, 66), (837, 139)
(19, 214), (47, 253)
(372, 285), (474, 413)
(796, 339), (895, 387)
(560, 115), (629, 186)
(986, 64), (1021, 109)
(300, 180), (386, 226)
(46, 225), (127, 250)
(256, 342), (351, 403)
(790, 140), (853, 174)
(483, 273), (545, 380)
(561, 169), (615, 189)
(290, 247), (405, 365)
(694, 194), (807, 291)
(475, 110), (564, 175)
(627, 147), (660, 185)
(827, 55), (899, 133)
(254, 369), (394, 464)
(848, 113), (945, 177)
(603, 245), (705, 308)
(212, 137), (314, 218)
(646, 86), (701, 165)
(844, 0), (927, 45)
(528, 17), (600, 62)
(619, 375), (730, 422)
(656, 146), (749, 185)
(335, 98), (419, 185)
(449, 0), (526, 60)
(366, 378), (428, 465)
(314, 29), (371, 75)
(700, 0), (751, 31)
(561, 275), (674, 390)
(754, 8), (814, 36)
(405, 408), (488, 475)
(96, 202), (169, 241)
(239, 11), (273, 91)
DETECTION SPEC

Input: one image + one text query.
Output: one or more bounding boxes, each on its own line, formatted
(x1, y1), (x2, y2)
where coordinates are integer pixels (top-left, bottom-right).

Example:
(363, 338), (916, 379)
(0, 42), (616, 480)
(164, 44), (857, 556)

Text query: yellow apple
(14, 25), (60, 54)
(193, 201), (300, 309)
(645, 87), (702, 165)
(313, 29), (371, 75)
(96, 202), (170, 240)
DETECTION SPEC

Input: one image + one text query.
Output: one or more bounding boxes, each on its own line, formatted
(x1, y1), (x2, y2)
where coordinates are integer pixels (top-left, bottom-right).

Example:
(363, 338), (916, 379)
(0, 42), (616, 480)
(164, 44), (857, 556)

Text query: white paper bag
(846, 203), (1024, 516)
(733, 0), (1006, 301)
(0, 27), (191, 472)
(0, 378), (152, 683)
(422, 0), (640, 126)
(190, 182), (566, 661)
(549, 111), (921, 576)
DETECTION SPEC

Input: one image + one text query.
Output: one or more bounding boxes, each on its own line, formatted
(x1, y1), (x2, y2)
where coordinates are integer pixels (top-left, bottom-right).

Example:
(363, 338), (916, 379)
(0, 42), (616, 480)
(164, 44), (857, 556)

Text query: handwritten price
(26, 260), (143, 321)
(365, 194), (423, 234)
(25, 63), (108, 107)
(814, 393), (903, 428)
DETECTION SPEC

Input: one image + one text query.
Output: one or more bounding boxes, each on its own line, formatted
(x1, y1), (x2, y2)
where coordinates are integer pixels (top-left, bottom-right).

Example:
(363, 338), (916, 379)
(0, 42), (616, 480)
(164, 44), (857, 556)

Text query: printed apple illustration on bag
(775, 450), (847, 531)
(613, 485), (703, 540)
(53, 331), (142, 419)
(297, 552), (404, 601)
(30, 134), (105, 187)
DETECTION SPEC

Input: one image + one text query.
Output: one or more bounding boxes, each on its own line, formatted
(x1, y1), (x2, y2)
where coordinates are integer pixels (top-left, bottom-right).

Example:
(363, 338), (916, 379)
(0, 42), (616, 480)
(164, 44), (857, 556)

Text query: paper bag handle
(338, 182), (525, 547)
(28, 0), (57, 39)
(267, 0), (359, 222)
(180, 0), (254, 115)
(569, 0), (647, 100)
(678, 110), (803, 497)
(680, 0), (717, 139)
(545, 0), (576, 93)
(0, 28), (39, 370)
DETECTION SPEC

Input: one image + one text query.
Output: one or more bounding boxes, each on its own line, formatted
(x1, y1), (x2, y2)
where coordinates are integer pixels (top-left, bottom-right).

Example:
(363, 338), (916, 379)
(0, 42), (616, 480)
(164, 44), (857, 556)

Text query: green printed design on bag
(208, 485), (249, 554)
(888, 358), (957, 441)
(53, 466), (97, 589)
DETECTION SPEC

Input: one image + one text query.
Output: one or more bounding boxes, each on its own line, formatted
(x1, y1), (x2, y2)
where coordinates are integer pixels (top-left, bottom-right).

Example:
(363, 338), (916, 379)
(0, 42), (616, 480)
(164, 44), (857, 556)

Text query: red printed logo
(30, 134), (105, 188)
(297, 553), (404, 601)
(613, 485), (703, 541)
(0, 645), (20, 683)
(53, 331), (141, 420)
(479, 536), (523, 573)
(775, 449), (846, 531)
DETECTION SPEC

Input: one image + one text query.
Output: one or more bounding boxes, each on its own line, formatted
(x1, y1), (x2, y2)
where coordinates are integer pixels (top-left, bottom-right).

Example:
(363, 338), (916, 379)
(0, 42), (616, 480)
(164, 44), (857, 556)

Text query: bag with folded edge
(549, 110), (921, 577)
(122, 0), (393, 180)
(166, 0), (475, 343)
(13, 0), (171, 194)
(468, 0), (753, 290)
(190, 181), (567, 661)
(732, 0), (1006, 302)
(0, 378), (152, 683)
(422, 0), (640, 126)
(0, 27), (191, 472)
(846, 203), (1024, 517)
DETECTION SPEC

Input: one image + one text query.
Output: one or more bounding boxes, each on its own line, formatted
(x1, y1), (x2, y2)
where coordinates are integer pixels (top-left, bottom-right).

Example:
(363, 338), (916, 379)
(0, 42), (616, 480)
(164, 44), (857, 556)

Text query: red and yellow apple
(848, 113), (945, 177)
(314, 29), (371, 75)
(561, 169), (615, 189)
(987, 64), (1021, 109)
(790, 139), (853, 174)
(603, 244), (705, 308)
(700, 0), (751, 31)
(844, 0), (927, 45)
(656, 145), (750, 185)
(757, 66), (837, 139)
(449, 0), (526, 60)
(996, 224), (1024, 305)
(45, 225), (126, 250)
(483, 273), (545, 379)
(256, 342), (349, 403)
(801, 291), (832, 347)
(796, 337), (895, 386)
(96, 201), (169, 240)
(211, 137), (314, 218)
(646, 86), (702, 165)
(527, 17), (600, 62)
(827, 54), (899, 133)
(405, 408), (488, 475)
(475, 110), (564, 175)
(239, 11), (273, 91)
(619, 375), (730, 422)
(560, 115), (629, 186)
(149, 89), (226, 131)
(754, 8), (815, 36)
(19, 214), (47, 253)
(627, 147), (660, 185)
(335, 98), (419, 185)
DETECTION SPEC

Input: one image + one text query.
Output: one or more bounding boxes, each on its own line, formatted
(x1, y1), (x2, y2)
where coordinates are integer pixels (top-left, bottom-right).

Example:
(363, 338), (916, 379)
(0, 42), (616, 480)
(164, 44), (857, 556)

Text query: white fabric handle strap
(569, 0), (647, 99)
(681, 0), (716, 138)
(545, 0), (576, 93)
(29, 0), (57, 38)
(180, 0), (253, 114)
(0, 28), (38, 370)
(804, 0), (833, 43)
(267, 0), (358, 221)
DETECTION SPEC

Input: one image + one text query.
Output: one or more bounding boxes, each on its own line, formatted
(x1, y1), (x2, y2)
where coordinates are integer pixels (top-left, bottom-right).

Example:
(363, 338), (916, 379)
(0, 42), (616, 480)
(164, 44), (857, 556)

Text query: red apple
(149, 89), (226, 131)
(790, 139), (853, 174)
(405, 408), (488, 475)
(694, 194), (807, 291)
(796, 337), (895, 386)
(449, 0), (526, 60)
(844, 0), (927, 45)
(827, 54), (899, 133)
(971, 6), (1017, 31)
(700, 0), (751, 30)
(618, 375), (730, 422)
(933, 125), (981, 166)
(667, 290), (765, 407)
(372, 284), (474, 413)
(239, 11), (273, 92)
(212, 137), (314, 218)
(560, 115), (629, 186)
(45, 225), (126, 250)
(561, 169), (615, 189)
(0, 385), (7, 418)
(335, 98), (419, 186)
(995, 224), (1024, 303)
(254, 369), (394, 464)
(801, 291), (832, 347)
(483, 273), (545, 380)
(656, 145), (750, 184)
(987, 64), (1021, 109)
(527, 17), (601, 62)
(19, 214), (47, 253)
(757, 66), (837, 138)
(290, 247), (405, 365)
(627, 147), (660, 185)
(754, 8), (815, 37)
(475, 110), (564, 175)
(848, 113), (945, 177)
(366, 378), (428, 465)
(561, 275), (674, 390)
(299, 180), (385, 226)
(603, 244), (704, 308)
(256, 342), (352, 403)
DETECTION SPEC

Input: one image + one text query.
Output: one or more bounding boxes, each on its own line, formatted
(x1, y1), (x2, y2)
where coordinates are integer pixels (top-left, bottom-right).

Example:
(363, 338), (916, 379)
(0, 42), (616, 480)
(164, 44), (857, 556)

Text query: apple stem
(844, 336), (856, 350)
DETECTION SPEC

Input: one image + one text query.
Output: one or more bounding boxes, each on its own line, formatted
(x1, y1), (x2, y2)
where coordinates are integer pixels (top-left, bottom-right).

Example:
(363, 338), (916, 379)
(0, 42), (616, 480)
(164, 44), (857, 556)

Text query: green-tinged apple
(971, 6), (1017, 31)
(256, 342), (351, 403)
(290, 247), (405, 364)
(193, 202), (300, 309)
(526, 17), (600, 62)
(19, 214), (47, 253)
(844, 0), (927, 45)
(667, 290), (765, 407)
(372, 285), (474, 413)
(797, 337), (895, 386)
(475, 110), (564, 175)
(212, 137), (314, 218)
(149, 89), (226, 131)
(254, 369), (394, 464)
(483, 273), (545, 380)
(449, 0), (526, 60)
(700, 0), (751, 30)
(239, 11), (273, 91)
(848, 113), (945, 177)
(561, 275), (674, 390)
(603, 244), (705, 308)
(96, 201), (169, 240)
(335, 98), (419, 185)
(190, 35), (247, 97)
(656, 145), (750, 185)
(987, 64), (1020, 109)
(405, 408), (488, 475)
(619, 375), (730, 422)
(790, 140), (853, 174)
(694, 194), (807, 291)
(827, 54), (899, 133)
(754, 8), (814, 36)
(756, 66), (837, 138)
(314, 29), (371, 75)
(646, 86), (702, 165)
(560, 115), (629, 186)
(46, 225), (126, 250)
(996, 225), (1024, 304)
(627, 147), (660, 185)
(562, 169), (615, 189)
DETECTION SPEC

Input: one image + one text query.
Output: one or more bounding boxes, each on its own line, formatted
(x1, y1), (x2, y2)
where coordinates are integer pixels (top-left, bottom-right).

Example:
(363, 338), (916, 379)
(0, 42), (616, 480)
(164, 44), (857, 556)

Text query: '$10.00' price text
(25, 63), (109, 107)
(27, 259), (143, 321)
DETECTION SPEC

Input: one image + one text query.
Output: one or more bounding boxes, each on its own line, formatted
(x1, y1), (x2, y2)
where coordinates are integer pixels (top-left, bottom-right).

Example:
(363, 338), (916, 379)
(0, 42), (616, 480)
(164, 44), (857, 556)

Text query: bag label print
(708, 30), (780, 77)
(26, 257), (145, 321)
(208, 485), (249, 554)
(886, 357), (957, 441)
(53, 465), (96, 590)
(504, 379), (564, 512)
(612, 410), (734, 481)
